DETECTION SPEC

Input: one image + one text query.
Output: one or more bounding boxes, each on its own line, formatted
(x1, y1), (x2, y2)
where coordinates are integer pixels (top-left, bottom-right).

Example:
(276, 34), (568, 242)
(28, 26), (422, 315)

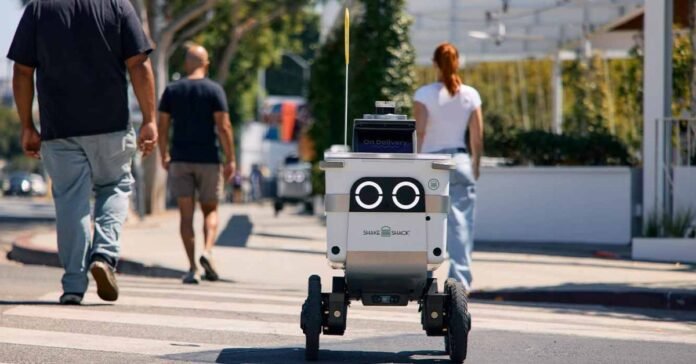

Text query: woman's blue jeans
(438, 150), (476, 290)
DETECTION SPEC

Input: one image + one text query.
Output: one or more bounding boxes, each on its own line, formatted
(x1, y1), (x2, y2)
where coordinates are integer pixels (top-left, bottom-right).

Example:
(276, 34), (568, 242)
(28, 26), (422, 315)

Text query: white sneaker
(182, 271), (200, 284)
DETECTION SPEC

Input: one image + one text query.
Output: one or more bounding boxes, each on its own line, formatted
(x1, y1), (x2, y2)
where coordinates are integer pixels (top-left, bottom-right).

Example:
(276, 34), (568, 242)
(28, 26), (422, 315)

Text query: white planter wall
(474, 167), (634, 245)
(632, 238), (696, 264)
(673, 166), (696, 215)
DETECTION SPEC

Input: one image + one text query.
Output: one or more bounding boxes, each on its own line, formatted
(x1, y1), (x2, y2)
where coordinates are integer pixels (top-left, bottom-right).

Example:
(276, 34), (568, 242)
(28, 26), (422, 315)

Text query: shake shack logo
(363, 226), (410, 237)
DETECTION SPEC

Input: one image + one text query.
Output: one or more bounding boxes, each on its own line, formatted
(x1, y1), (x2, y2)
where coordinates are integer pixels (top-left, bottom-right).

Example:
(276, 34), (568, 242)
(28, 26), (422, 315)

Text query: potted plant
(632, 209), (696, 263)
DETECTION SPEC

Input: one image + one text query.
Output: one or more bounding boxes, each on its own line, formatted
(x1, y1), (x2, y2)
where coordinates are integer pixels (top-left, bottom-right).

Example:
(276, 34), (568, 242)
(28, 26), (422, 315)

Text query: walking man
(8, 0), (157, 304)
(158, 45), (236, 284)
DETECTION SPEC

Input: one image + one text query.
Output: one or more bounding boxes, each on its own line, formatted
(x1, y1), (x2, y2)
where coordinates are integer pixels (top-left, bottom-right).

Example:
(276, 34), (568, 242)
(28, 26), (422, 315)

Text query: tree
(0, 106), (40, 173)
(128, 0), (309, 213)
(193, 0), (312, 123)
(308, 0), (416, 161)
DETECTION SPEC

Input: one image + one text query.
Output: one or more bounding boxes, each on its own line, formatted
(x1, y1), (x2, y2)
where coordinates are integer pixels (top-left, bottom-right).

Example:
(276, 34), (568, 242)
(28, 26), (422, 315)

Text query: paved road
(1, 262), (695, 363)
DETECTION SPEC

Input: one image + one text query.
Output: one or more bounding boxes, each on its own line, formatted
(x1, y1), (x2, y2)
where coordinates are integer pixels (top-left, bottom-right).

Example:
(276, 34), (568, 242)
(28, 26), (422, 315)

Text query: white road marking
(38, 292), (422, 324)
(115, 286), (304, 304)
(0, 327), (225, 356)
(2, 306), (383, 339)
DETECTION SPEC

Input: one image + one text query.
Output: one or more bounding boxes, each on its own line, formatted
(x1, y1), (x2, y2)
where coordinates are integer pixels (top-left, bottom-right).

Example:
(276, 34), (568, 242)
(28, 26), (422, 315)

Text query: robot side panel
(426, 213), (447, 267)
(326, 212), (348, 266)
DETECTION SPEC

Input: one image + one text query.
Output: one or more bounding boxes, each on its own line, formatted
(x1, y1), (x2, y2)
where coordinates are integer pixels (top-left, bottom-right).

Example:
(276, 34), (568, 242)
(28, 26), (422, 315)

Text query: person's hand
(161, 154), (171, 171)
(223, 161), (236, 183)
(21, 127), (41, 159)
(473, 163), (480, 181)
(138, 122), (158, 157)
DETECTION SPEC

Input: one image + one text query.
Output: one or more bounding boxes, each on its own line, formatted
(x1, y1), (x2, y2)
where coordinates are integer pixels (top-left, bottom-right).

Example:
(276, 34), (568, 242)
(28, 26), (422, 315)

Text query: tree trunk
(139, 0), (219, 214)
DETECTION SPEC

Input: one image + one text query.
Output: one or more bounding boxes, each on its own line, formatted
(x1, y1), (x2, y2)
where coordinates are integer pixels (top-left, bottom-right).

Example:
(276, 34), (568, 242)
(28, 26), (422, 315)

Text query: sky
(0, 0), (24, 80)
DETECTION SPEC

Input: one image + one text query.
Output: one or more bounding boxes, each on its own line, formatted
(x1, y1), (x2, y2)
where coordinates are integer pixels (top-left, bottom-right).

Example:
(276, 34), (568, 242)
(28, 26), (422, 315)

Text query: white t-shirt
(413, 82), (482, 153)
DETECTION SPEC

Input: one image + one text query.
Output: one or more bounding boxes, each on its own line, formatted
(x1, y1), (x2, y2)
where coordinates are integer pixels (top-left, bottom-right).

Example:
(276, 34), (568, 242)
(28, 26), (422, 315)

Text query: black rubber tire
(302, 275), (322, 361)
(445, 278), (470, 363)
(304, 201), (315, 215)
(274, 200), (284, 217)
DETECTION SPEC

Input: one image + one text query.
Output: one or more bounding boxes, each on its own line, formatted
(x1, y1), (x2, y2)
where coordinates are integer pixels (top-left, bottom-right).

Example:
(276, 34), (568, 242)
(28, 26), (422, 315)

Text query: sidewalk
(9, 202), (696, 310)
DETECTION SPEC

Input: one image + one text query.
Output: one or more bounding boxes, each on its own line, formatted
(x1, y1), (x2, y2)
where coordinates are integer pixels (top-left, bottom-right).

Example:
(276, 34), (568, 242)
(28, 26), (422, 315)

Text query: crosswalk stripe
(38, 292), (421, 324)
(114, 280), (305, 297)
(2, 306), (383, 339)
(116, 287), (304, 304)
(4, 306), (304, 337)
(0, 327), (226, 356)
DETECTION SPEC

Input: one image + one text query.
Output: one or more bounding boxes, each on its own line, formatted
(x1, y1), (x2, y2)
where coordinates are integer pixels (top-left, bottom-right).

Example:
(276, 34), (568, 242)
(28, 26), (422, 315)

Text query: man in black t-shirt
(158, 45), (236, 284)
(7, 0), (157, 305)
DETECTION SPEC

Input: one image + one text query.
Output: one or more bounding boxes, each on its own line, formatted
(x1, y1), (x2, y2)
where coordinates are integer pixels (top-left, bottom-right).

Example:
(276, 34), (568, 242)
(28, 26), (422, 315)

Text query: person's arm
(468, 107), (484, 180)
(157, 112), (171, 170)
(126, 53), (157, 156)
(414, 101), (428, 153)
(12, 63), (40, 159)
(214, 111), (236, 182)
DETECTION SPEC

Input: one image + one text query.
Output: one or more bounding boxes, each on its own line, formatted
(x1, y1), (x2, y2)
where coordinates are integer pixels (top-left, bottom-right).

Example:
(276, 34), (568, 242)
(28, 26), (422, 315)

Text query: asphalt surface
(1, 261), (696, 364)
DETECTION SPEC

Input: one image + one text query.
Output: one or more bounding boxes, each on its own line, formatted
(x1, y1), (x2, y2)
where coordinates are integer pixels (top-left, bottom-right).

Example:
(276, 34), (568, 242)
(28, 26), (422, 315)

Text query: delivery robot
(274, 155), (314, 216)
(300, 102), (471, 362)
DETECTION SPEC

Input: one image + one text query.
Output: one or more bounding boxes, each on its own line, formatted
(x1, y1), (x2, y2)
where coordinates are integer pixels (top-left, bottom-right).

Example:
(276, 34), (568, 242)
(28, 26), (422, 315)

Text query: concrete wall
(474, 167), (634, 245)
(673, 166), (696, 215)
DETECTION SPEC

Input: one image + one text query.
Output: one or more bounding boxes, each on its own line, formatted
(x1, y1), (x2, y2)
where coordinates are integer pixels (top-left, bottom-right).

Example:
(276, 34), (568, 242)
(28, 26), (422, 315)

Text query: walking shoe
(182, 270), (201, 284)
(90, 256), (119, 302)
(199, 252), (219, 281)
(59, 293), (83, 305)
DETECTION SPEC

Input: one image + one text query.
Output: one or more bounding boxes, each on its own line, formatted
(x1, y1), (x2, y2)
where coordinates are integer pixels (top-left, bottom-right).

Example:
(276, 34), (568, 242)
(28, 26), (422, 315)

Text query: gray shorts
(169, 162), (222, 203)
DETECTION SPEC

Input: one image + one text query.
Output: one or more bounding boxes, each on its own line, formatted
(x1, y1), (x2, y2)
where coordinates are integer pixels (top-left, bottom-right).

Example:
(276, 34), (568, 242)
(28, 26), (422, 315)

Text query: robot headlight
(350, 177), (425, 213)
(292, 171), (306, 183)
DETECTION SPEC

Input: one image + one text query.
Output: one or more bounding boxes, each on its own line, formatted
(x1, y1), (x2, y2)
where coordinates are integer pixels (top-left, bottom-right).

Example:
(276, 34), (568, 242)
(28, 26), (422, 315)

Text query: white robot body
(322, 152), (454, 303)
(301, 103), (470, 361)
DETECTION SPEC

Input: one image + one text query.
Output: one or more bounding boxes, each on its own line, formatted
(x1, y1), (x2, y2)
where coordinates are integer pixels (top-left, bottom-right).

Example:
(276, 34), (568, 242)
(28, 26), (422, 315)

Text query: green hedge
(484, 112), (635, 166)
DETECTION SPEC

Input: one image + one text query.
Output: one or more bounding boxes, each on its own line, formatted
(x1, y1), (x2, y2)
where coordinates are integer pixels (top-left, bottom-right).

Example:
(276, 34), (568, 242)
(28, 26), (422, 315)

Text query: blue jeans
(439, 150), (476, 290)
(41, 128), (136, 294)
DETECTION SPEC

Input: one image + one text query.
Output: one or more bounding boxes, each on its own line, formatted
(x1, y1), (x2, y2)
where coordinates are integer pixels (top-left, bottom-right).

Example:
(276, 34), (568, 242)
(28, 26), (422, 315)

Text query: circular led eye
(282, 171), (294, 183)
(392, 181), (420, 210)
(355, 181), (383, 210)
(293, 171), (305, 183)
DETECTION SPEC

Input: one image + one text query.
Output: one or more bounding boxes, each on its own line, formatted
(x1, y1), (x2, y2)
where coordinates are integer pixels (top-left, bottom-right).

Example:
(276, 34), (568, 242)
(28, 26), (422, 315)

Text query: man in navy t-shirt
(7, 0), (157, 304)
(158, 44), (235, 284)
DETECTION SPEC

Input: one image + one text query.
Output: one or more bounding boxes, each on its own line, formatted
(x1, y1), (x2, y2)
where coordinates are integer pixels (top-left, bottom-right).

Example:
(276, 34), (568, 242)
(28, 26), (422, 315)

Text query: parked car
(2, 172), (48, 197)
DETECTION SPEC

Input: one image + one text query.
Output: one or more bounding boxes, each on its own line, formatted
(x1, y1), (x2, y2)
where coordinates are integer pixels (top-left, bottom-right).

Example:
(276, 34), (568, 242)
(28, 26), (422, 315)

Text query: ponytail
(433, 43), (462, 96)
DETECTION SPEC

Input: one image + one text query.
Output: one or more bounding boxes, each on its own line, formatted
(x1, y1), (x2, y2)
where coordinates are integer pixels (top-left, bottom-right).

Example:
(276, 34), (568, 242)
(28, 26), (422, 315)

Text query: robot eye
(355, 180), (383, 210)
(392, 181), (420, 210)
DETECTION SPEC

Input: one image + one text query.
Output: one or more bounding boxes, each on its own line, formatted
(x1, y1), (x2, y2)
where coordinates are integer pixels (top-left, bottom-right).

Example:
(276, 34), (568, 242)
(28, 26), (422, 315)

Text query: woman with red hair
(414, 42), (483, 291)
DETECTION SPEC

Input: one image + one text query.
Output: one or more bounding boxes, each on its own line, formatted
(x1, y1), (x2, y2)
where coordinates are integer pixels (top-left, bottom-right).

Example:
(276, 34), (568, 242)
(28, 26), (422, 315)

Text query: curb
(8, 239), (186, 279)
(470, 289), (696, 311)
(10, 237), (696, 311)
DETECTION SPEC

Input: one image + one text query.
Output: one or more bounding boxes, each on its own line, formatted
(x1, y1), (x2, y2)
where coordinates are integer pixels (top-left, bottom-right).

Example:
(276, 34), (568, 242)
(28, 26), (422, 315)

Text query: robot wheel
(301, 275), (322, 361)
(444, 278), (471, 363)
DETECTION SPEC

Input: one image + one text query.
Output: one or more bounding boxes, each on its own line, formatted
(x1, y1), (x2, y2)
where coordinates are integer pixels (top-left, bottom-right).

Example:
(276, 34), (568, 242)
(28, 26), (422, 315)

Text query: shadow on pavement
(254, 232), (315, 241)
(472, 298), (696, 322)
(471, 282), (696, 312)
(474, 256), (696, 273)
(475, 241), (632, 260)
(166, 347), (449, 363)
(216, 215), (253, 248)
